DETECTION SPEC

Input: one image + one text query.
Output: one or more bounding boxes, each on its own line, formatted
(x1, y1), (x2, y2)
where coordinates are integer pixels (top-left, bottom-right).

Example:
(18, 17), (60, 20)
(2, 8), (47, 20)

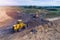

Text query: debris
(30, 29), (37, 34)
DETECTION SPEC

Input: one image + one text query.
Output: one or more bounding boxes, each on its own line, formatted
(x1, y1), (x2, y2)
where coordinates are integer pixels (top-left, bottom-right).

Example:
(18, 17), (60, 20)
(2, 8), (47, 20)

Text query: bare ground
(0, 14), (60, 40)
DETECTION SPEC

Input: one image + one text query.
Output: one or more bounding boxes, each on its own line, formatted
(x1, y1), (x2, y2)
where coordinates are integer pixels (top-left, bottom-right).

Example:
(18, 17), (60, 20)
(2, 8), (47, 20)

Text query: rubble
(19, 20), (60, 40)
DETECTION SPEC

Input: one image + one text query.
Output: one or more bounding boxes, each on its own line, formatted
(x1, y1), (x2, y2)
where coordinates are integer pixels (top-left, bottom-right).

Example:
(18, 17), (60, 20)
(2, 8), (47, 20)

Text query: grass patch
(45, 11), (60, 18)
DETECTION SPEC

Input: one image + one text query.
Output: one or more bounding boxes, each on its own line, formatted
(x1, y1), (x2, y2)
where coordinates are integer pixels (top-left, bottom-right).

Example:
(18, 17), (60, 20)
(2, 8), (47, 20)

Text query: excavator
(12, 20), (27, 32)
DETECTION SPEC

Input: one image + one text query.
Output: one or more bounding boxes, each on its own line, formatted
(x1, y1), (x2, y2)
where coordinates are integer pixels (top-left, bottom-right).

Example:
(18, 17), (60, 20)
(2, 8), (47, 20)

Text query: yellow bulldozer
(12, 20), (27, 32)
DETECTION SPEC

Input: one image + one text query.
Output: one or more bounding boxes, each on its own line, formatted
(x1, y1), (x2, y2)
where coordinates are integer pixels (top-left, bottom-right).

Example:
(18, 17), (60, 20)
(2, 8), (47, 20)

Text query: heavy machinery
(12, 20), (26, 32)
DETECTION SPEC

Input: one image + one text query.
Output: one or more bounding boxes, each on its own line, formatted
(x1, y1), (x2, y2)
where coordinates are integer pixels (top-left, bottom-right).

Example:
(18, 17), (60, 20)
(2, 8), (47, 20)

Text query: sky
(0, 0), (60, 6)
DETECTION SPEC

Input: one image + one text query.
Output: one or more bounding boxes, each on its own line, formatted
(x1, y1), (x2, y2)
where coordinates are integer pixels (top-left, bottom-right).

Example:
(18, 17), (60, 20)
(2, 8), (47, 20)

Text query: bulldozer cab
(17, 20), (23, 24)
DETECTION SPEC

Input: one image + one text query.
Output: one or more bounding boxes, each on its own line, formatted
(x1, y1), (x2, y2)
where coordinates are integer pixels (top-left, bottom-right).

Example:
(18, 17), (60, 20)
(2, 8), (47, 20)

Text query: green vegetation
(23, 9), (40, 13)
(15, 6), (60, 18)
(45, 9), (60, 18)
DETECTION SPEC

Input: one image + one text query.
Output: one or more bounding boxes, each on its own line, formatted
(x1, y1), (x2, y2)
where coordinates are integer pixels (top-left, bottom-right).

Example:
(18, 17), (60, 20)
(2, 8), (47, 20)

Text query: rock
(30, 29), (37, 34)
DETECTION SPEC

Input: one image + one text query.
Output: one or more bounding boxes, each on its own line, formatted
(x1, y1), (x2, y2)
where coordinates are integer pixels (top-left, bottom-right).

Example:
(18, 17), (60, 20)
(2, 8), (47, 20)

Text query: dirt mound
(0, 7), (22, 22)
(0, 7), (22, 27)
